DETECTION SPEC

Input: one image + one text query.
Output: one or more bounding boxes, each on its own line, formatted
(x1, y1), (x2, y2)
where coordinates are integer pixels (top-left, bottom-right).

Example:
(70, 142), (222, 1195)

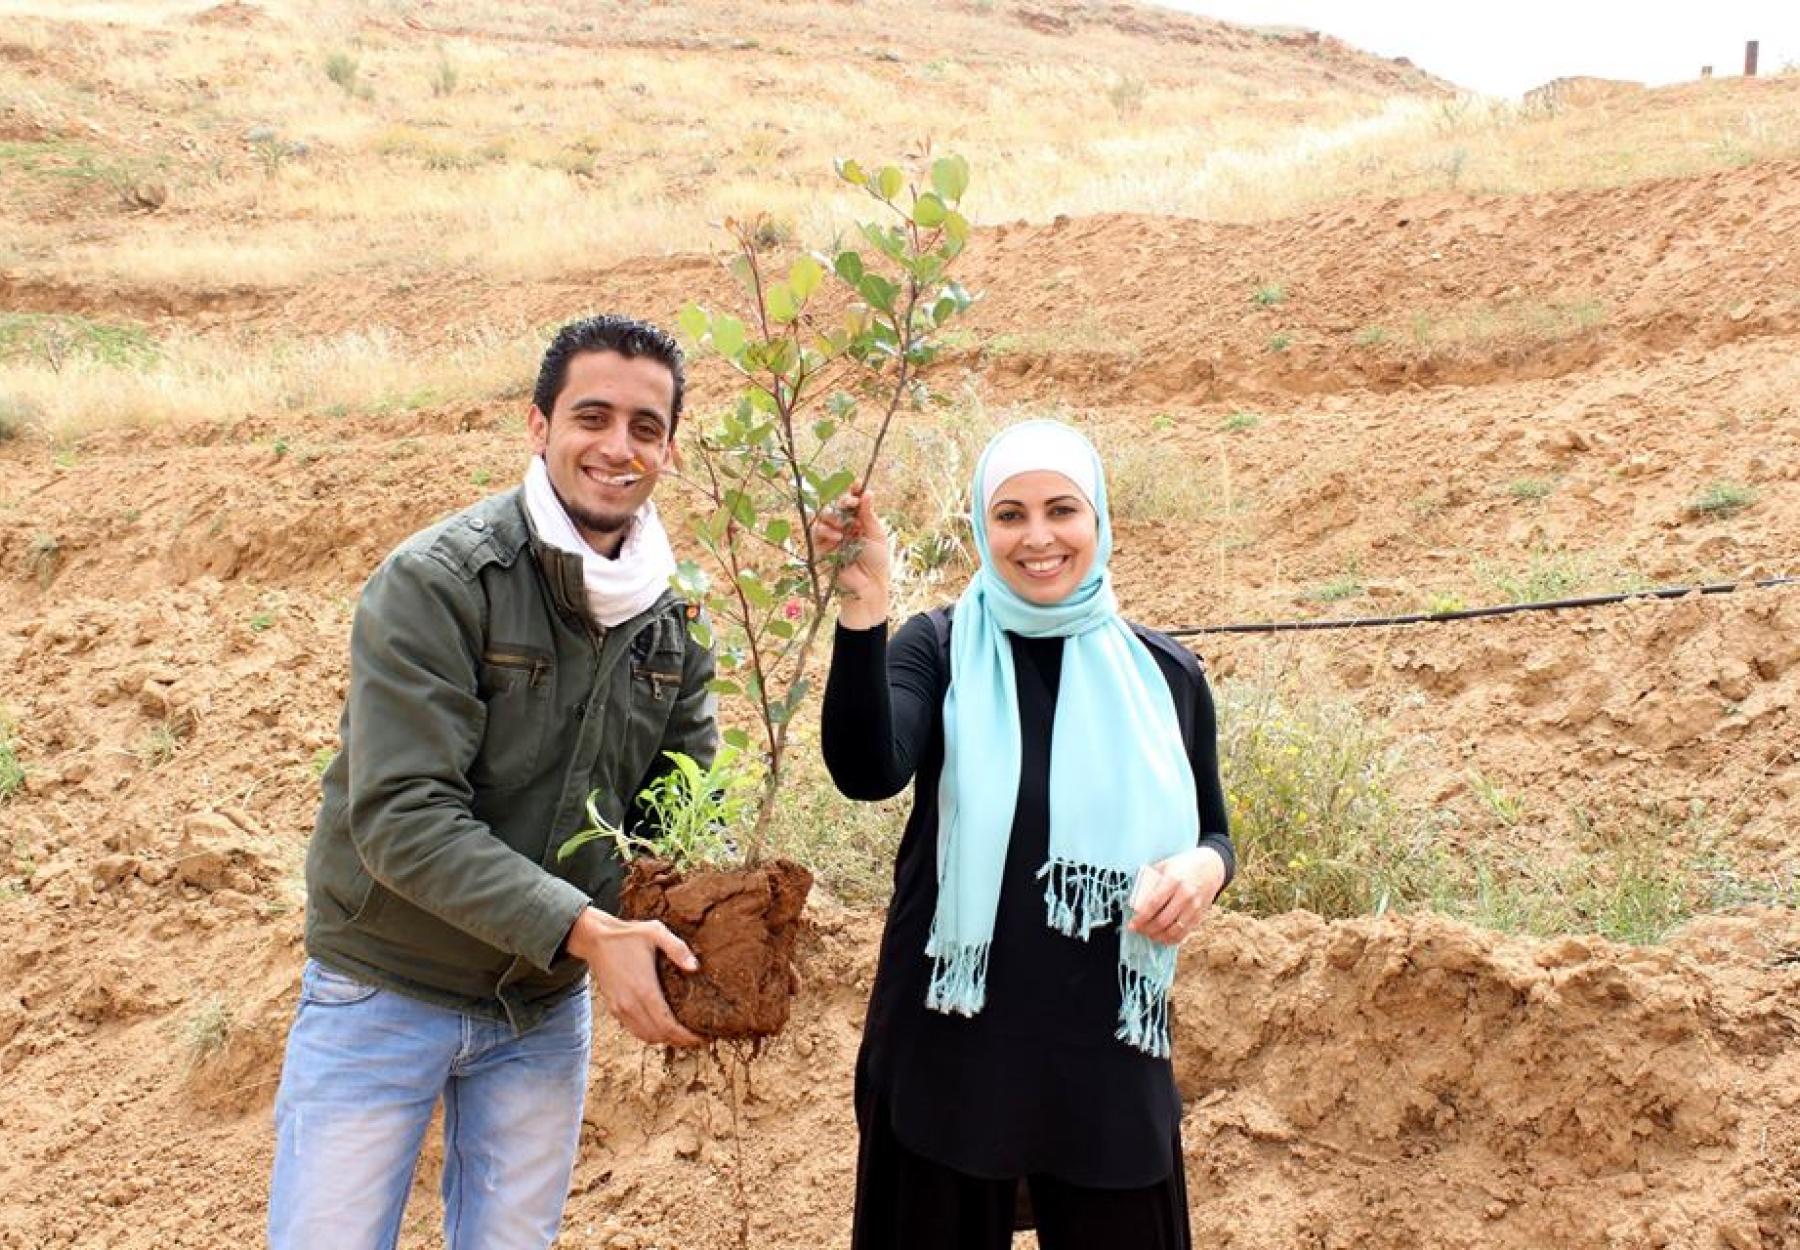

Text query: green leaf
(860, 222), (906, 261)
(817, 468), (855, 503)
(767, 618), (794, 639)
(910, 252), (945, 285)
(912, 192), (947, 228)
(728, 254), (758, 298)
(876, 165), (904, 201)
(736, 569), (775, 610)
(688, 618), (715, 649)
(789, 255), (824, 301)
(766, 281), (798, 324)
(671, 559), (711, 598)
(931, 154), (970, 203)
(835, 157), (867, 187)
(834, 250), (864, 285)
(765, 337), (798, 377)
(724, 489), (757, 527)
(722, 726), (751, 750)
(712, 315), (746, 358)
(764, 518), (792, 544)
(811, 419), (837, 442)
(943, 211), (970, 246)
(858, 273), (898, 313)
(670, 750), (705, 794)
(677, 302), (709, 344)
(708, 677), (743, 697)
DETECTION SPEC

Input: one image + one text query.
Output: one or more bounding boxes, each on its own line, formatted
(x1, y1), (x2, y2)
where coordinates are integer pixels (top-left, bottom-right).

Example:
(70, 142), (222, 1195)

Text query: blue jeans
(268, 959), (592, 1250)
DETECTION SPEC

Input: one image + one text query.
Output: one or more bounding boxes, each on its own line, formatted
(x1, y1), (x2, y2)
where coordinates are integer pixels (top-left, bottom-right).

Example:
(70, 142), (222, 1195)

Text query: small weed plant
(182, 996), (234, 1069)
(0, 714), (24, 802)
(430, 47), (459, 97)
(1482, 548), (1590, 603)
(1689, 481), (1755, 519)
(560, 748), (758, 872)
(138, 722), (181, 769)
(1307, 571), (1364, 603)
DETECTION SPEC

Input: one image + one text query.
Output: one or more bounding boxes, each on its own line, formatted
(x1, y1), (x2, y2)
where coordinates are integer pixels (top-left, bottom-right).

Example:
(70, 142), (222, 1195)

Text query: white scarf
(522, 455), (677, 627)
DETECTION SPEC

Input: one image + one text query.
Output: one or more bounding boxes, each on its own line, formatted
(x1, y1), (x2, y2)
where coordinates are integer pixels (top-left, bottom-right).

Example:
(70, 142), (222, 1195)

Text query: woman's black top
(822, 613), (1234, 1188)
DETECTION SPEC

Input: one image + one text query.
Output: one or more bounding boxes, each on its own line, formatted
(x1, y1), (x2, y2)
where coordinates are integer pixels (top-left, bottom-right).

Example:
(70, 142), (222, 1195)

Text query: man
(269, 314), (716, 1250)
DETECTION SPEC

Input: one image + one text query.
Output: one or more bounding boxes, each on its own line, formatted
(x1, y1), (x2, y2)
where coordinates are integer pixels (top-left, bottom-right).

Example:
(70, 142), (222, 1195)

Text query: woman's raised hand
(812, 483), (891, 629)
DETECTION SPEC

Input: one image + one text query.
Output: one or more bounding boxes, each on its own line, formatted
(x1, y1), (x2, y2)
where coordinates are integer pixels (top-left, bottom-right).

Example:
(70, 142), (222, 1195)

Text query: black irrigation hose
(1165, 576), (1800, 638)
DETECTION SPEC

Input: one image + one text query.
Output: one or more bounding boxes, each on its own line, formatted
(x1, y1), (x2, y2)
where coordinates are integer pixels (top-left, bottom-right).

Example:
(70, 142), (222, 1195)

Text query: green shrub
(324, 50), (359, 95)
(1215, 677), (1439, 918)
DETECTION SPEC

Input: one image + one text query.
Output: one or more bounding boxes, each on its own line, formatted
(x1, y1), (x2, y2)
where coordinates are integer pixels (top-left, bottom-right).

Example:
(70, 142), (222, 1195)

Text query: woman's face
(984, 470), (1099, 604)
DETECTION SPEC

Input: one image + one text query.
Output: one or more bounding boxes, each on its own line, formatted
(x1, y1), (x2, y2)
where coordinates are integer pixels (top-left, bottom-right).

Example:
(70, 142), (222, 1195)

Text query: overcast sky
(1158, 1), (1800, 98)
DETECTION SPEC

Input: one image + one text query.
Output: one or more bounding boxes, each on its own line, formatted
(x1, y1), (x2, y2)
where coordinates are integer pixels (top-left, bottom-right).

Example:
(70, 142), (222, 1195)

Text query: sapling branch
(661, 154), (973, 868)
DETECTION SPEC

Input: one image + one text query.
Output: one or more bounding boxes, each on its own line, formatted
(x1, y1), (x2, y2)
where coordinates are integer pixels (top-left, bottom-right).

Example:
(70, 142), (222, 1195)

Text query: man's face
(527, 350), (676, 556)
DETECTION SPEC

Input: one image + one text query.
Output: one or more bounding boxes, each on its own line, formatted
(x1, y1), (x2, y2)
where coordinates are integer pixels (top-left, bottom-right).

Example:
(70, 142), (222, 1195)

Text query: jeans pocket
(300, 959), (381, 1007)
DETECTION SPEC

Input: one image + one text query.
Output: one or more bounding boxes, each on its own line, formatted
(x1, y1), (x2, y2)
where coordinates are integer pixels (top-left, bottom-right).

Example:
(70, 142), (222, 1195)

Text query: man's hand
(566, 907), (703, 1047)
(1126, 845), (1228, 946)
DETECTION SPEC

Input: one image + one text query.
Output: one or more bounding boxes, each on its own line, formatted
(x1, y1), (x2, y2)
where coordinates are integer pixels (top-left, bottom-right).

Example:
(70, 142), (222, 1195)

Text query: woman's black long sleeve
(821, 616), (943, 802)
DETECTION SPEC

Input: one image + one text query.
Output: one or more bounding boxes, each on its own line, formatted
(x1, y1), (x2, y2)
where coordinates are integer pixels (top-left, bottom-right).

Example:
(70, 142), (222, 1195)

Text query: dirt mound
(1173, 910), (1800, 1249)
(958, 155), (1800, 408)
(186, 1), (273, 28)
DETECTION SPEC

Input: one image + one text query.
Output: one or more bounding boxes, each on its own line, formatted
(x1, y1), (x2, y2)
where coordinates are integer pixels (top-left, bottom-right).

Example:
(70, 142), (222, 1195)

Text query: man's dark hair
(532, 314), (686, 433)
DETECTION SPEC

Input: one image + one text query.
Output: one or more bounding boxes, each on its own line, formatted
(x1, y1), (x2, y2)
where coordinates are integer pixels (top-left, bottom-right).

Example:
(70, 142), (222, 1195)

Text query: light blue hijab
(928, 419), (1200, 1057)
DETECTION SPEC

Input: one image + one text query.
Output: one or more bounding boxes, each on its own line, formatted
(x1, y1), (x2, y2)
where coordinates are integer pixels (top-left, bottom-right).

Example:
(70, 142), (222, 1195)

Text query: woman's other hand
(812, 483), (891, 629)
(1126, 845), (1228, 945)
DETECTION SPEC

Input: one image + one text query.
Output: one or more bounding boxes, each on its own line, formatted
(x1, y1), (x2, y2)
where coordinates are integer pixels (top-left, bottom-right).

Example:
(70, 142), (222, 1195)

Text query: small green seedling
(558, 748), (759, 873)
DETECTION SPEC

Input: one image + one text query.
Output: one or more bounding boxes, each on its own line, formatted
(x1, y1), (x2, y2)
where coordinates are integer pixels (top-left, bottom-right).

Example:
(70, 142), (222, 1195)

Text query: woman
(815, 418), (1235, 1249)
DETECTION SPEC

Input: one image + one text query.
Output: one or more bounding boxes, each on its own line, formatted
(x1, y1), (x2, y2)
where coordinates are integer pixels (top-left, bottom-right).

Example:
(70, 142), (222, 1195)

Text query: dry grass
(8, 4), (1795, 300)
(0, 3), (1416, 289)
(0, 322), (542, 441)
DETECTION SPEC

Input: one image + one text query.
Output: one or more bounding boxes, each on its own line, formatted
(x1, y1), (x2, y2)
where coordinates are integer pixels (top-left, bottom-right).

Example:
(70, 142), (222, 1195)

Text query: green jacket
(303, 488), (717, 1032)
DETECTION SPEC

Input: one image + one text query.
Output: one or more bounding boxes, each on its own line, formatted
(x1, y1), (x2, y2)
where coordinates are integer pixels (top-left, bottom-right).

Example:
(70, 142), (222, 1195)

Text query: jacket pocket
(470, 644), (554, 792)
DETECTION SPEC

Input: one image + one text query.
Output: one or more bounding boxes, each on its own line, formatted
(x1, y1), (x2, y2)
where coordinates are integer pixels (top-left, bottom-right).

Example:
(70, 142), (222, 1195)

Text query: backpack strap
(1130, 624), (1205, 682)
(926, 604), (954, 662)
